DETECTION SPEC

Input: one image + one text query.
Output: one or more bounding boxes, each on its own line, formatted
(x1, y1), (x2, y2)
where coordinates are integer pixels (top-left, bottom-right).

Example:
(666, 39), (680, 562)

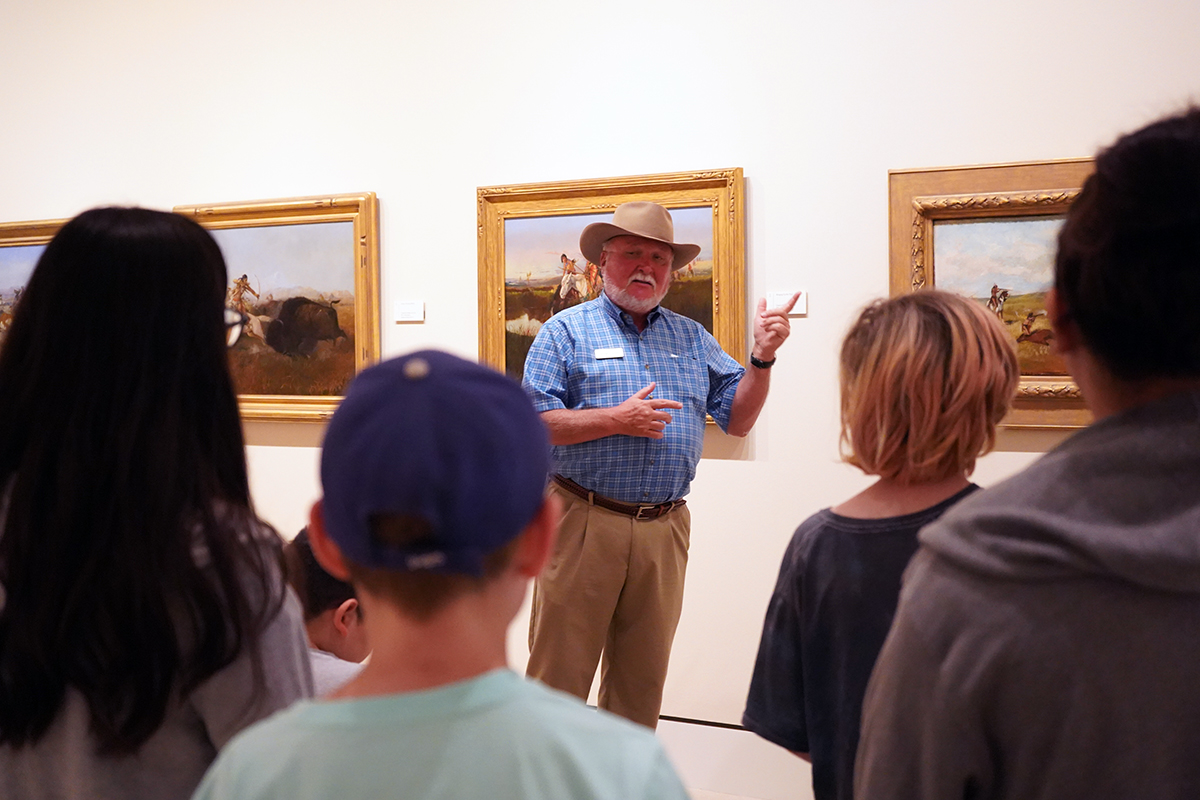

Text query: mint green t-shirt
(192, 669), (688, 800)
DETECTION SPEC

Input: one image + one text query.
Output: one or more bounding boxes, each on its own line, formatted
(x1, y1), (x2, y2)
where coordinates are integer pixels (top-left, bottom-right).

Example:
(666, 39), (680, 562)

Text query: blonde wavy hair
(839, 290), (1019, 484)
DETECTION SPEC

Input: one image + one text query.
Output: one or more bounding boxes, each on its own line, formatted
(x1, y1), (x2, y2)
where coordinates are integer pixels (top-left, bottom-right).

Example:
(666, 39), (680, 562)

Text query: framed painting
(0, 217), (67, 352)
(889, 159), (1095, 429)
(477, 169), (745, 384)
(175, 193), (380, 422)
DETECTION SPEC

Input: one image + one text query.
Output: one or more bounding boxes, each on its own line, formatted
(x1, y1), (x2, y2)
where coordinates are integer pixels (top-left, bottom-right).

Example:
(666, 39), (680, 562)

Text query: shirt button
(650, 460), (655, 465)
(645, 364), (650, 369)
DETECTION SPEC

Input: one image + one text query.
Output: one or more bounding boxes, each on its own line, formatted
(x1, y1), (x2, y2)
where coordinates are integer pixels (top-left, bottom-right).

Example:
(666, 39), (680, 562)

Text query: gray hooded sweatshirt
(855, 390), (1200, 800)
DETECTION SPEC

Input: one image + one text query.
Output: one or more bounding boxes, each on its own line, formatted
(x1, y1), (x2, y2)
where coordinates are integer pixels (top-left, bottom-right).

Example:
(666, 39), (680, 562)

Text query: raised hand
(752, 293), (800, 362)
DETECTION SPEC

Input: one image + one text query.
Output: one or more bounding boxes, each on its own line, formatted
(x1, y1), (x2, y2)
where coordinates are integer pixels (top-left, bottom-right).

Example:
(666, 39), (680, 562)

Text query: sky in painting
(934, 216), (1065, 297)
(211, 221), (355, 296)
(505, 206), (714, 282)
(0, 244), (45, 295)
(1, 223), (353, 300)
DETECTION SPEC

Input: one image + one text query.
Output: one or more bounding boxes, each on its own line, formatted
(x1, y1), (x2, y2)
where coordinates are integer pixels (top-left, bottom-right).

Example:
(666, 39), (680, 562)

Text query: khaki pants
(527, 482), (690, 729)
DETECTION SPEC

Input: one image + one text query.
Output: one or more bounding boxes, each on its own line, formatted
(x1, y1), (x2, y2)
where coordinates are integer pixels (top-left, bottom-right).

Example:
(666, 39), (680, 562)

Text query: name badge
(594, 347), (624, 360)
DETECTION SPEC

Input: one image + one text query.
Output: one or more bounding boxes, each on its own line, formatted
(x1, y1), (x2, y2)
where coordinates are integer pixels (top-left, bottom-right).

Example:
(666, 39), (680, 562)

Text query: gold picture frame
(889, 159), (1095, 429)
(175, 193), (381, 422)
(477, 169), (746, 383)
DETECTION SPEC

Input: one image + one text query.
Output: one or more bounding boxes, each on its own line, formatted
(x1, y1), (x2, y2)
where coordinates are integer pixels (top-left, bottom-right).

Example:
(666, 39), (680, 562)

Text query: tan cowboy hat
(579, 202), (701, 270)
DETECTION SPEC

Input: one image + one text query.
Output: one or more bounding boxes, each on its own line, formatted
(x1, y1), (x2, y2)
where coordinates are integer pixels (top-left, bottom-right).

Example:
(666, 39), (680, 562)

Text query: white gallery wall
(4, 0), (1200, 731)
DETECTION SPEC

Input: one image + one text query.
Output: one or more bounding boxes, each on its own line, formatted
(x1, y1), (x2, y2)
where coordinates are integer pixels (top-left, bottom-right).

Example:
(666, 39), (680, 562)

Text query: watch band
(750, 354), (776, 369)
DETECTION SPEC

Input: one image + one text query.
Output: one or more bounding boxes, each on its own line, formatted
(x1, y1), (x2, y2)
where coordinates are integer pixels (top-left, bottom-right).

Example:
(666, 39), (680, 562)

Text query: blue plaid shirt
(523, 293), (745, 504)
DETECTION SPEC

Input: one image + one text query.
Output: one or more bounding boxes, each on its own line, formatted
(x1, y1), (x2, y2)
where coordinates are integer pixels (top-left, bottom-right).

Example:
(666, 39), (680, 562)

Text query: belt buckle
(634, 504), (659, 520)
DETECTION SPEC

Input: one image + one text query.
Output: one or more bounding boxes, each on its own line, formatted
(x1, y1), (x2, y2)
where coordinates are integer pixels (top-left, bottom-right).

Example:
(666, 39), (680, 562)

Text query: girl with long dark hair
(0, 207), (312, 799)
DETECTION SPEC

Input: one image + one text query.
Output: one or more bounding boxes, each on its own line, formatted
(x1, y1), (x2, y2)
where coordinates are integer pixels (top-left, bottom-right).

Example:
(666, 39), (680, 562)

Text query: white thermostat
(394, 300), (425, 323)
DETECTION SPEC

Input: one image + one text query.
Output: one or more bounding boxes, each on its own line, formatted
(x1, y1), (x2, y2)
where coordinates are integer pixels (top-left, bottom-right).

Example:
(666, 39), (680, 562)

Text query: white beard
(602, 272), (670, 315)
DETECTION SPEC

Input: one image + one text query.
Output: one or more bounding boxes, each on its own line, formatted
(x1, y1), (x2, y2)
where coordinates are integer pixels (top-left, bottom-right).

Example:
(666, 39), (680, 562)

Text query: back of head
(284, 527), (357, 621)
(839, 290), (1019, 483)
(0, 207), (270, 754)
(1055, 107), (1200, 380)
(320, 350), (550, 618)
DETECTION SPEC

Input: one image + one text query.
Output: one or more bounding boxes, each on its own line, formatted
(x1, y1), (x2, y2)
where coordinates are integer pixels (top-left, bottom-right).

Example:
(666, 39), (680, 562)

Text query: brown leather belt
(552, 475), (686, 521)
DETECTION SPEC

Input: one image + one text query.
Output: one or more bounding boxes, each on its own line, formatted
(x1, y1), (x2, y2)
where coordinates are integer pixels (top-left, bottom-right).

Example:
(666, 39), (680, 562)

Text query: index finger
(649, 399), (684, 410)
(764, 292), (801, 315)
(631, 382), (657, 400)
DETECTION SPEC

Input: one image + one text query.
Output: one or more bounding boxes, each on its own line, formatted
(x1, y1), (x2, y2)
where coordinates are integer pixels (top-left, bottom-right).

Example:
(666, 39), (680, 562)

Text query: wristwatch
(750, 354), (776, 369)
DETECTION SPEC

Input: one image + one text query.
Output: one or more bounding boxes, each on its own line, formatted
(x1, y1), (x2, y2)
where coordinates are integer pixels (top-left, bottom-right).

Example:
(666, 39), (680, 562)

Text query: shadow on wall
(702, 424), (753, 461)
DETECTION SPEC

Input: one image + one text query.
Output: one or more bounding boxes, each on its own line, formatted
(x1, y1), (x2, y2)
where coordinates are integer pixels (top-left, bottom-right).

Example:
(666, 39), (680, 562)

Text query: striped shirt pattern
(523, 293), (744, 504)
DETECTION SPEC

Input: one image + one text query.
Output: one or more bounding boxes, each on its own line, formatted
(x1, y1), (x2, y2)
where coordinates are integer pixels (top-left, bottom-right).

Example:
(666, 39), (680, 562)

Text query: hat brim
(579, 222), (702, 271)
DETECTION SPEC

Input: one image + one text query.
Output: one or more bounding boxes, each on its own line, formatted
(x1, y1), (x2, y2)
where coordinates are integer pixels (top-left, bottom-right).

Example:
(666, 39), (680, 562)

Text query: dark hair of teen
(1055, 106), (1200, 380)
(283, 528), (357, 621)
(0, 207), (281, 755)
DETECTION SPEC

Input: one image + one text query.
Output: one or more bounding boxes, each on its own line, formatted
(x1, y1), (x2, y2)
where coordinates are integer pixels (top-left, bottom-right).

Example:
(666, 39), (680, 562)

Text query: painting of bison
(212, 221), (358, 396)
(266, 297), (347, 356)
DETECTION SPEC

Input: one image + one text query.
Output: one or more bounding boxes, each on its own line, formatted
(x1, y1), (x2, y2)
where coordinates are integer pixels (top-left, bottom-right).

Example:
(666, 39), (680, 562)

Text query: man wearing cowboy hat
(522, 201), (798, 728)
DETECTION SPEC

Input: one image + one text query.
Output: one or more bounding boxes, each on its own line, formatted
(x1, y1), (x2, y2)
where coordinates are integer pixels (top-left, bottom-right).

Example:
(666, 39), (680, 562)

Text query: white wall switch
(767, 291), (807, 316)
(394, 300), (425, 323)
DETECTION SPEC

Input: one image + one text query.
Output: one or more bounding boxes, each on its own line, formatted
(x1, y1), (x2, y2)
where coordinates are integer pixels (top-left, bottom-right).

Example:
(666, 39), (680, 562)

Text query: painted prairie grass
(228, 302), (357, 395)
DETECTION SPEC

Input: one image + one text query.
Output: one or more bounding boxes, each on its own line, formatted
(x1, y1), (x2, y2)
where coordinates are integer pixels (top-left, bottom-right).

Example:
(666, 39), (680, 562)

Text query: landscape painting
(888, 160), (1095, 429)
(933, 216), (1067, 376)
(502, 206), (715, 382)
(213, 221), (357, 396)
(0, 217), (66, 353)
(0, 243), (44, 349)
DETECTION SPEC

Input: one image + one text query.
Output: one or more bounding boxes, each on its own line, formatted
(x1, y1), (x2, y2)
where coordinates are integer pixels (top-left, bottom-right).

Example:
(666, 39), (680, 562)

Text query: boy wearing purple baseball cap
(192, 351), (689, 800)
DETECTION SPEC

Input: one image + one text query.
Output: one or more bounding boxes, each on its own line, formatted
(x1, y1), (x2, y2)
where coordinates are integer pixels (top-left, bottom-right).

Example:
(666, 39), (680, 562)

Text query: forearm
(540, 407), (619, 445)
(726, 365), (770, 437)
(726, 291), (796, 436)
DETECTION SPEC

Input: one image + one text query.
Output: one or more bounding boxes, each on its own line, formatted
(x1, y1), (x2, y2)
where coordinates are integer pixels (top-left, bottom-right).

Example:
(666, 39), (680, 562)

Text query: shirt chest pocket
(653, 353), (708, 411)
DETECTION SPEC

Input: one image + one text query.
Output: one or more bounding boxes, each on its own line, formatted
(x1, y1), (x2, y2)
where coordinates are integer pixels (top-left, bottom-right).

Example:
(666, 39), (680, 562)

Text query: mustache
(629, 271), (658, 288)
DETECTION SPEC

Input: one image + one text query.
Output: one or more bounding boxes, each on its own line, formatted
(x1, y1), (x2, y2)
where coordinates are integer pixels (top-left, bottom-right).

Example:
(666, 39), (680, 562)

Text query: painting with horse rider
(934, 216), (1068, 377)
(501, 207), (715, 382)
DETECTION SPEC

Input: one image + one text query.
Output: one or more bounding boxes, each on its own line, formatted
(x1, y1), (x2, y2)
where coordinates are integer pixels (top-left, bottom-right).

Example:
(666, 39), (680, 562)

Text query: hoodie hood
(920, 390), (1200, 593)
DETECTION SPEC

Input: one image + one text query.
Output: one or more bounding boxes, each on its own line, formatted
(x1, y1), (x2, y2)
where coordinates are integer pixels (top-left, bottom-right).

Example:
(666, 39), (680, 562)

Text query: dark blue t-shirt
(742, 485), (978, 800)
